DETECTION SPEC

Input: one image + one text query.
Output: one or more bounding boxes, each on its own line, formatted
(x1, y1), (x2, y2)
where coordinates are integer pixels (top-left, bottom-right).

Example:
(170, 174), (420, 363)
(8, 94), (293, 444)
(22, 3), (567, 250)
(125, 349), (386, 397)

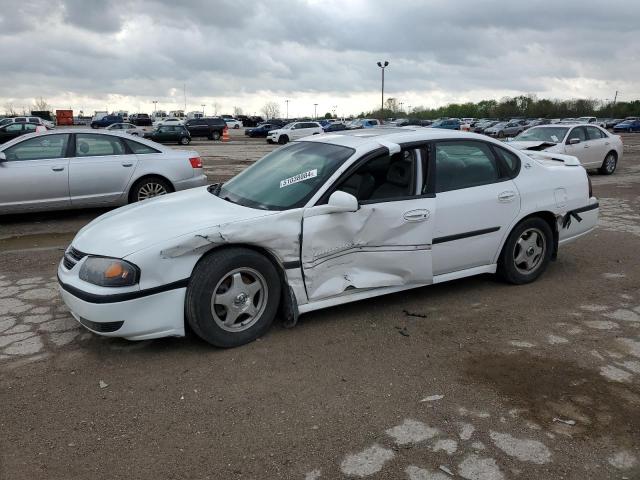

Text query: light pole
(313, 103), (318, 120)
(201, 104), (205, 115)
(408, 105), (412, 115)
(285, 99), (289, 120)
(400, 102), (404, 114)
(376, 60), (389, 117)
(332, 105), (337, 117)
(152, 100), (158, 115)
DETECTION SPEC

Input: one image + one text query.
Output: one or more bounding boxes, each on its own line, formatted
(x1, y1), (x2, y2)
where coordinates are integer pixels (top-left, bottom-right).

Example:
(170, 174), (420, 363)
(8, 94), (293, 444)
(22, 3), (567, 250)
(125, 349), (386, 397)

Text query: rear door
(431, 140), (521, 276)
(583, 126), (608, 167)
(68, 133), (139, 206)
(0, 134), (71, 212)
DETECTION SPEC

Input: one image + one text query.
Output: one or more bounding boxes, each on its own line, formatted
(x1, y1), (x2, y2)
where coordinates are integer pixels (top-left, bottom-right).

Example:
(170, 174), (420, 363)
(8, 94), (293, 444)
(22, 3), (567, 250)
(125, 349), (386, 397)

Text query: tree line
(361, 95), (640, 120)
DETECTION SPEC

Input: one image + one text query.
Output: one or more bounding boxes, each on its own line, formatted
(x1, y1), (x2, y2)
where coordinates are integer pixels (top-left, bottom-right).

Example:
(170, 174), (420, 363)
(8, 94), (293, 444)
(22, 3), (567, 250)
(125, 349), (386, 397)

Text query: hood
(72, 186), (274, 258)
(509, 140), (560, 151)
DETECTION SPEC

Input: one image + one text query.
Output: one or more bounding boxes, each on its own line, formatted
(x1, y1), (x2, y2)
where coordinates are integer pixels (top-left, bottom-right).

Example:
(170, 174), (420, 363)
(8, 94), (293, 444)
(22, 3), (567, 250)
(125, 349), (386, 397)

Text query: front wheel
(186, 248), (281, 348)
(498, 217), (553, 284)
(599, 152), (617, 175)
(278, 135), (289, 145)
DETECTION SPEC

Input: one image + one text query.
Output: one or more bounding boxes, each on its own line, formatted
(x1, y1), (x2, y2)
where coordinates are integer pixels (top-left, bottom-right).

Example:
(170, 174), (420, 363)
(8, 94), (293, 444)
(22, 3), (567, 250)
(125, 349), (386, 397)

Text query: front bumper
(58, 264), (187, 341)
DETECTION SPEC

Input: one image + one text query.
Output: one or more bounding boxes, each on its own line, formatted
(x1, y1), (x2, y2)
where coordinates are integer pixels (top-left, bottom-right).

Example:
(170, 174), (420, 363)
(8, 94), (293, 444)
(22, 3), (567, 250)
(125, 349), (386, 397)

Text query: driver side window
(336, 150), (418, 203)
(567, 127), (587, 143)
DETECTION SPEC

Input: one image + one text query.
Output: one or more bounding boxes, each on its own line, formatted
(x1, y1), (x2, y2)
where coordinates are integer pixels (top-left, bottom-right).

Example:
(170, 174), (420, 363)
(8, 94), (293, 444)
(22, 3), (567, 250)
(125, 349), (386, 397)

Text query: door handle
(583, 144), (589, 148)
(403, 209), (430, 222)
(51, 166), (65, 172)
(605, 142), (610, 146)
(498, 191), (516, 202)
(122, 162), (133, 167)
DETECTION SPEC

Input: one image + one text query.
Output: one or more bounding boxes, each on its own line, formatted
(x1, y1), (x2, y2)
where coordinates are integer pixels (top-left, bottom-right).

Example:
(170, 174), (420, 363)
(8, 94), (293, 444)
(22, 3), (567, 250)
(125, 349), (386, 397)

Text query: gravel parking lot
(1, 130), (639, 479)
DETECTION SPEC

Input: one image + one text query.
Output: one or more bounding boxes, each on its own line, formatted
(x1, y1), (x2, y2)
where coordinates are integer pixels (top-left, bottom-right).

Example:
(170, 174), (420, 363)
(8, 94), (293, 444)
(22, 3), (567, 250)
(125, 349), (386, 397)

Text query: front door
(0, 133), (71, 212)
(68, 133), (138, 206)
(301, 148), (434, 301)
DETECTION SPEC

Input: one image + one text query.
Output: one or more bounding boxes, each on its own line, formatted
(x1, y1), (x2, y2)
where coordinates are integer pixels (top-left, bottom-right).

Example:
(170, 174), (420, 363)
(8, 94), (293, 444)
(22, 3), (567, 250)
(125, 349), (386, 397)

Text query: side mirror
(0, 152), (6, 162)
(304, 191), (359, 218)
(568, 138), (581, 145)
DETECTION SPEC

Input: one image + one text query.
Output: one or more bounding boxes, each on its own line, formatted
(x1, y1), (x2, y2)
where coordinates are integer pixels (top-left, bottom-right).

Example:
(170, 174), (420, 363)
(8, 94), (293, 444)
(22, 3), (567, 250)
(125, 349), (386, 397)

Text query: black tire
(498, 130), (505, 138)
(179, 136), (190, 145)
(234, 124), (240, 129)
(266, 139), (273, 144)
(212, 131), (221, 141)
(129, 176), (173, 203)
(599, 151), (617, 175)
(497, 217), (553, 285)
(278, 135), (289, 145)
(186, 248), (281, 348)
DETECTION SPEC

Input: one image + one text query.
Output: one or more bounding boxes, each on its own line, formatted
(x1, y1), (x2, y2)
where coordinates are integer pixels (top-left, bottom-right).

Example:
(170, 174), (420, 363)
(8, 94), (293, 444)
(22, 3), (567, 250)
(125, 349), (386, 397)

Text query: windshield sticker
(280, 169), (318, 188)
(551, 135), (559, 142)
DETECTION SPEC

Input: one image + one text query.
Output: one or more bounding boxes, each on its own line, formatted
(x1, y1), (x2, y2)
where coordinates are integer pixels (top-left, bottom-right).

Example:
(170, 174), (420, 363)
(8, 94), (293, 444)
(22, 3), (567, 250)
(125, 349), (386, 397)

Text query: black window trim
(316, 143), (436, 207)
(431, 138), (512, 194)
(3, 133), (72, 161)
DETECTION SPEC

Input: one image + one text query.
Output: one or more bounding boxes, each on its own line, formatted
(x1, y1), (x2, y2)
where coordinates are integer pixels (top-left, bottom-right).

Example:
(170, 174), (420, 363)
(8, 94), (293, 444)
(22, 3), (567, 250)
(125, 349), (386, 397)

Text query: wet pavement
(1, 130), (639, 479)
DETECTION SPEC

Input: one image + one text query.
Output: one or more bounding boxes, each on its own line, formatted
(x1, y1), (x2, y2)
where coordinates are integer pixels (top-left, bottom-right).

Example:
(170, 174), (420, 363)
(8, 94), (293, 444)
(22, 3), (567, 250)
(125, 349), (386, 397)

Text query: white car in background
(225, 119), (243, 129)
(0, 129), (206, 214)
(153, 117), (183, 128)
(266, 121), (323, 144)
(509, 124), (623, 174)
(57, 128), (598, 348)
(106, 122), (148, 136)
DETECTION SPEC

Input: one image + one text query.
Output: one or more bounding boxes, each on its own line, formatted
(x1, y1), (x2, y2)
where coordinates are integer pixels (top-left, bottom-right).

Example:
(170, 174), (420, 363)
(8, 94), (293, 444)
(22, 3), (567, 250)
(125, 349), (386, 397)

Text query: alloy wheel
(210, 268), (268, 332)
(513, 227), (546, 275)
(137, 182), (168, 201)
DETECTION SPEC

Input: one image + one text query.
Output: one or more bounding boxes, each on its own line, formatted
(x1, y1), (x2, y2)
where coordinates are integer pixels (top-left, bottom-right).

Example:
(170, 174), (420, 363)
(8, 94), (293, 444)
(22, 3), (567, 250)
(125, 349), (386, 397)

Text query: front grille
(79, 317), (124, 333)
(63, 246), (87, 270)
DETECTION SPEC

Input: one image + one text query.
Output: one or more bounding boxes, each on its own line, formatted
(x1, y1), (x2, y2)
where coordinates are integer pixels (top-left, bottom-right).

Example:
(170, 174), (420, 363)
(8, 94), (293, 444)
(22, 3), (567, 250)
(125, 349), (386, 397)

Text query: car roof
(300, 127), (507, 150)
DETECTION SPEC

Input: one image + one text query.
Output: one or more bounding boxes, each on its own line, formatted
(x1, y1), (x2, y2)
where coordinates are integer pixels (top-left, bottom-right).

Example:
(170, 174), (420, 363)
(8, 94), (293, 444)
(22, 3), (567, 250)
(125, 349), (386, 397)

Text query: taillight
(587, 174), (593, 198)
(223, 126), (228, 132)
(189, 157), (202, 168)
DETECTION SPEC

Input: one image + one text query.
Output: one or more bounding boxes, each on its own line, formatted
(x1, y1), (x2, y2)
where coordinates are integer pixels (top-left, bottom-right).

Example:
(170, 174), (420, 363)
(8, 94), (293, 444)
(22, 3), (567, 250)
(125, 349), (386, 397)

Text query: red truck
(56, 109), (73, 126)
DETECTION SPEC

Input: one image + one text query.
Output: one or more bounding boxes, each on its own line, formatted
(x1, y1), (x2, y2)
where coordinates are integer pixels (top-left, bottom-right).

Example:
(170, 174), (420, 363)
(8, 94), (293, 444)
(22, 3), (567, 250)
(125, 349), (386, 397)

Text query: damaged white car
(509, 124), (623, 175)
(58, 129), (599, 347)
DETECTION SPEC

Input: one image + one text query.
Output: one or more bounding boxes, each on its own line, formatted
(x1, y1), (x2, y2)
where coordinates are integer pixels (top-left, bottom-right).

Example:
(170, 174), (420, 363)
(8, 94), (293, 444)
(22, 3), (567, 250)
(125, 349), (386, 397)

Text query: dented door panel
(301, 198), (434, 301)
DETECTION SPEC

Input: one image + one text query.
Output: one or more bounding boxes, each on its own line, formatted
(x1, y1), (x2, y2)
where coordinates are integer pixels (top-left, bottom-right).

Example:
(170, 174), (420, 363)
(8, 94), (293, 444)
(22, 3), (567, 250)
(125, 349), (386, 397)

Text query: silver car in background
(0, 129), (207, 214)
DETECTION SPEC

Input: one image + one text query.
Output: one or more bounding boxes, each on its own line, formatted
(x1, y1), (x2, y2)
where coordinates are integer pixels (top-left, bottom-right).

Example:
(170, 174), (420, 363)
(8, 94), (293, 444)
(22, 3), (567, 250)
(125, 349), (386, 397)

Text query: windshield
(281, 123), (294, 130)
(218, 141), (354, 210)
(514, 126), (569, 143)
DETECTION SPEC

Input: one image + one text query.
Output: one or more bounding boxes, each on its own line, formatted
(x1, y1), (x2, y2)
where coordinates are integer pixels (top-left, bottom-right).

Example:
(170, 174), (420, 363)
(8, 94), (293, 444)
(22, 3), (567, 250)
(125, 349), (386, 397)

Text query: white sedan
(0, 129), (206, 214)
(509, 124), (623, 174)
(225, 119), (243, 129)
(267, 121), (323, 144)
(58, 129), (598, 347)
(106, 122), (148, 136)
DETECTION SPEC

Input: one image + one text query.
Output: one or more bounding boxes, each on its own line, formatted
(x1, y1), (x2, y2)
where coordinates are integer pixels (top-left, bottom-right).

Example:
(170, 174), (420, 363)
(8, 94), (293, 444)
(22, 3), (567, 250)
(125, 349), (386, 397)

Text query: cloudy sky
(0, 0), (638, 118)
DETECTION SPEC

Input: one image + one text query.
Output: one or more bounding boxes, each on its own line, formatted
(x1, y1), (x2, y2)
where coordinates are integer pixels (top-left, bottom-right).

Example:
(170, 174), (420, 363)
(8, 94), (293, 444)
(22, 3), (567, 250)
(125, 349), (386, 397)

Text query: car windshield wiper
(207, 183), (223, 196)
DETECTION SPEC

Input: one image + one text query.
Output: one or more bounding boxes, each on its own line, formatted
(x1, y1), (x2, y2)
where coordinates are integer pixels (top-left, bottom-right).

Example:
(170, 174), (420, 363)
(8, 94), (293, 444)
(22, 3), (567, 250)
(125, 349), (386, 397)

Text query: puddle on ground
(0, 232), (75, 252)
(463, 352), (640, 442)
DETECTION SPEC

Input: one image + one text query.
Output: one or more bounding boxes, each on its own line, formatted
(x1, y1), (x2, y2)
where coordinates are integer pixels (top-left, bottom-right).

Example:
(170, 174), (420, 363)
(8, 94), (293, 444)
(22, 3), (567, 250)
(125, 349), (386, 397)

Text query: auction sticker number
(280, 169), (318, 188)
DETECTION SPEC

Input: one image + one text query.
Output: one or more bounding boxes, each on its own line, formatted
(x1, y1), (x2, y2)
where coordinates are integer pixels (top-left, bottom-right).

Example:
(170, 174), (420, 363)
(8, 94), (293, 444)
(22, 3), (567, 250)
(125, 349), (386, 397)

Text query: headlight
(79, 257), (139, 287)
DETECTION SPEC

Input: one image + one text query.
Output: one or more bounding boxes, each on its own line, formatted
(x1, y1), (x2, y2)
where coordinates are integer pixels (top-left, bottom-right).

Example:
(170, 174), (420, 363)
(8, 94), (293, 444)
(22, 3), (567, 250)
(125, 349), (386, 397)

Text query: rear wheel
(212, 131), (221, 141)
(278, 135), (289, 145)
(599, 151), (617, 175)
(130, 176), (173, 203)
(498, 217), (553, 284)
(186, 248), (281, 348)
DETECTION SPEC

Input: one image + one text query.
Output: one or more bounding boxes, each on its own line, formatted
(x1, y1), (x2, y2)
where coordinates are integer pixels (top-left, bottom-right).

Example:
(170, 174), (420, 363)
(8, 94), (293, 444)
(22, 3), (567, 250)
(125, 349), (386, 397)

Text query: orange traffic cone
(222, 126), (230, 142)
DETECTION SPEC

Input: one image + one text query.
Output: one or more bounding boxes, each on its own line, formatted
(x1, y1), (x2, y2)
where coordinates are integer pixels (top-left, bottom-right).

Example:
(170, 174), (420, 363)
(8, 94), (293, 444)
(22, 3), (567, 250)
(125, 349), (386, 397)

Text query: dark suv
(185, 117), (227, 140)
(130, 113), (152, 126)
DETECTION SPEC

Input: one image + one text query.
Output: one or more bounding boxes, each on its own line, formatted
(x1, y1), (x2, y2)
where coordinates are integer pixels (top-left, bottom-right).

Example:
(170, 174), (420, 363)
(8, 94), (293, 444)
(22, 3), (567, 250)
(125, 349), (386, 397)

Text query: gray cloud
(0, 0), (638, 113)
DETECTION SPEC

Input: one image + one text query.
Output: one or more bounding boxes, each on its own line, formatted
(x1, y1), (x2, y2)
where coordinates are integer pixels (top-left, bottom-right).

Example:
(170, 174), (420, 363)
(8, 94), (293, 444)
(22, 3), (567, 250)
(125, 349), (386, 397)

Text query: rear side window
(76, 134), (126, 157)
(4, 134), (69, 161)
(434, 141), (501, 193)
(207, 119), (225, 126)
(493, 146), (520, 177)
(125, 139), (160, 154)
(585, 126), (606, 140)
